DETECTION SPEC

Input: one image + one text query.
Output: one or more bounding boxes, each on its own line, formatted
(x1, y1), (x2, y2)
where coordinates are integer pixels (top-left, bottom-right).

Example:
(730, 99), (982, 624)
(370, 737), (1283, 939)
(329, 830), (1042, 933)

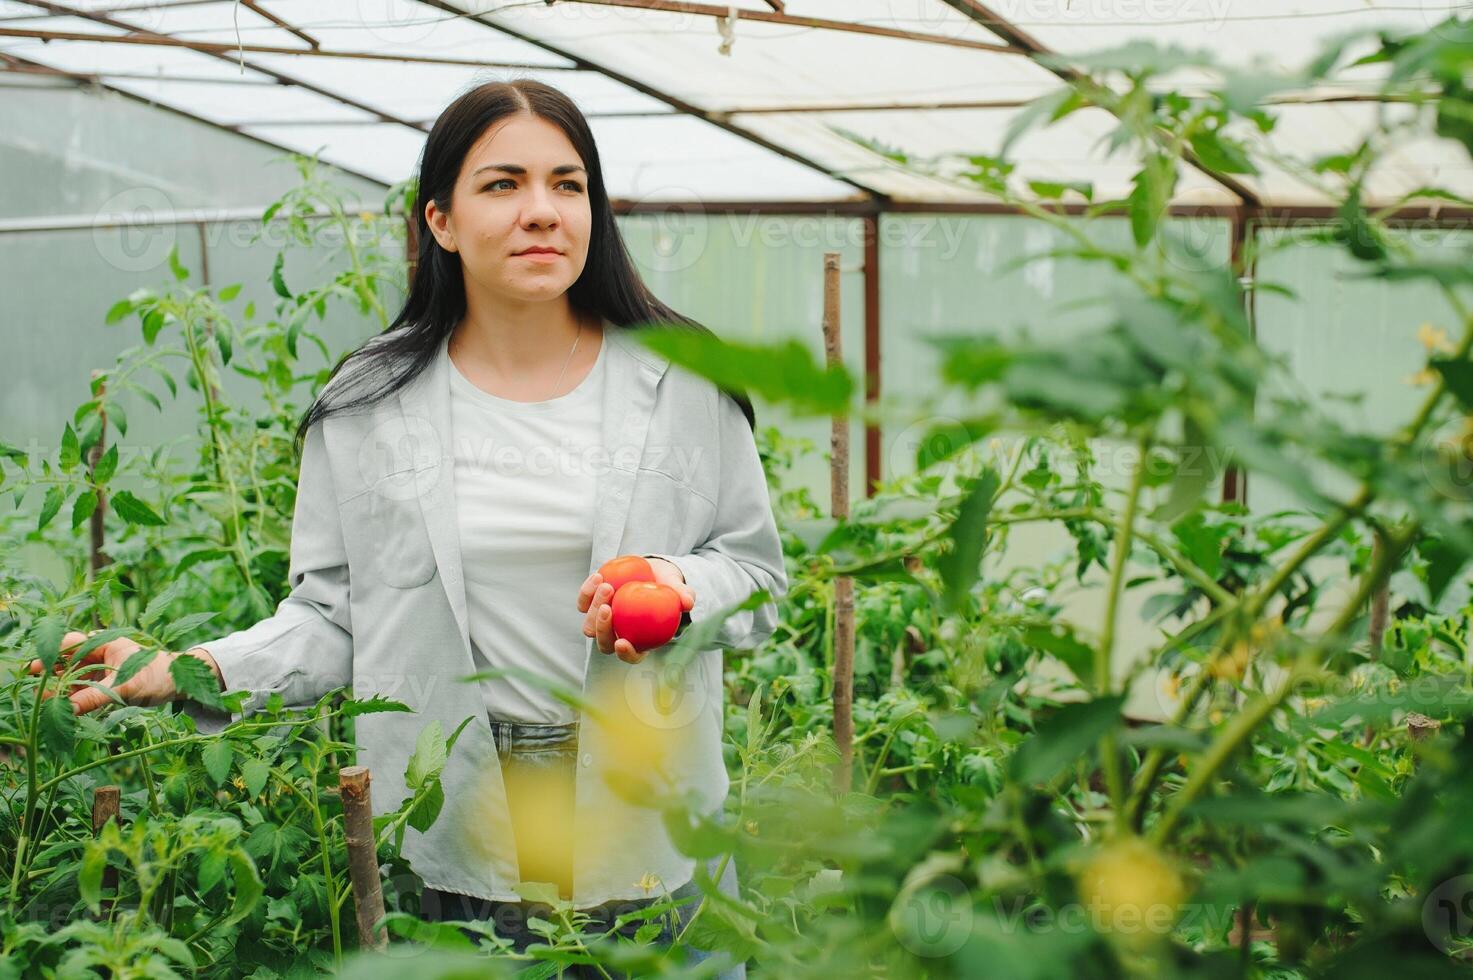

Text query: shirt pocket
(630, 467), (712, 555)
(341, 478), (438, 589)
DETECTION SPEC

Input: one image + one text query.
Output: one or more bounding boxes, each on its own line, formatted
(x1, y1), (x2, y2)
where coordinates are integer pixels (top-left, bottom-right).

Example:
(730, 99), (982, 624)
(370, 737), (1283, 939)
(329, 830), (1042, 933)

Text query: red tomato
(598, 555), (656, 595)
(610, 581), (684, 652)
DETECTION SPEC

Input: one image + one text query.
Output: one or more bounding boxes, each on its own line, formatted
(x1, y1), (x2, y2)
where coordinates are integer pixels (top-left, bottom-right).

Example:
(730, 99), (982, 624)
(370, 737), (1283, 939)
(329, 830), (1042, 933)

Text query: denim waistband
(488, 718), (579, 757)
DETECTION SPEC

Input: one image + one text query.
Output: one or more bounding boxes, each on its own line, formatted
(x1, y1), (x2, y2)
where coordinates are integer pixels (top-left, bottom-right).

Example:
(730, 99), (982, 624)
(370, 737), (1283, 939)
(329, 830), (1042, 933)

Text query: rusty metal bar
(938, 0), (1263, 208)
(862, 213), (882, 497)
(241, 0), (320, 50)
(0, 24), (578, 72)
(15, 2), (435, 132)
(555, 0), (1021, 53)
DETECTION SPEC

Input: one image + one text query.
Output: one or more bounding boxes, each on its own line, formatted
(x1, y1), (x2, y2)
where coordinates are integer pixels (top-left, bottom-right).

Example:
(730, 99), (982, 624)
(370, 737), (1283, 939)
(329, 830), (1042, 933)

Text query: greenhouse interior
(3, 1), (1473, 976)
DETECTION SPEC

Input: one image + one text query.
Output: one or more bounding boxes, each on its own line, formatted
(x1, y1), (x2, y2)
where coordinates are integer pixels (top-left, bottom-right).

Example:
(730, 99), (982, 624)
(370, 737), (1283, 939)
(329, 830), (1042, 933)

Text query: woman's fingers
(70, 667), (121, 715)
(576, 573), (603, 614)
(583, 582), (613, 639)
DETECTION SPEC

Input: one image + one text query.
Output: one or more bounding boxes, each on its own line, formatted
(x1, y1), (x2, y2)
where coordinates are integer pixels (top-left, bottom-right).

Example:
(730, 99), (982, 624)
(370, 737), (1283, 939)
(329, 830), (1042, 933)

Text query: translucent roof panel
(3, 0), (1469, 209)
(469, 1), (1060, 112)
(733, 106), (1239, 205)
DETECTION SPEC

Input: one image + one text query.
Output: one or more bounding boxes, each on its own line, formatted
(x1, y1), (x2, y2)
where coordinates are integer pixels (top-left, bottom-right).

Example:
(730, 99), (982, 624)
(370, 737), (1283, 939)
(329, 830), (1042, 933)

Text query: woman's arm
(643, 392), (788, 651)
(181, 420), (354, 733)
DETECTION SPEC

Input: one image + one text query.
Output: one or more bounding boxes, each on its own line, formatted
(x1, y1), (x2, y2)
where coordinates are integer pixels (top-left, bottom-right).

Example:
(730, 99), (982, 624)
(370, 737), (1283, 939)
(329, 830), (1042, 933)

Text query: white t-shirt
(447, 333), (608, 725)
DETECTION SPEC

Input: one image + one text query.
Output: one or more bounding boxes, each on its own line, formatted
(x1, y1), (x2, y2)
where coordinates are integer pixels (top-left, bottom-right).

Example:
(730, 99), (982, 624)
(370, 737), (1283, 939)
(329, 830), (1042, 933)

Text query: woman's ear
(425, 198), (457, 253)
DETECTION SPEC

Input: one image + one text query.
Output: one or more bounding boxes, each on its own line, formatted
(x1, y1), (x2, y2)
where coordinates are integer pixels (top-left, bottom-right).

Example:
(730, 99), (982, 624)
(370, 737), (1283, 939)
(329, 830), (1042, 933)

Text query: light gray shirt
(447, 329), (608, 725)
(186, 321), (788, 907)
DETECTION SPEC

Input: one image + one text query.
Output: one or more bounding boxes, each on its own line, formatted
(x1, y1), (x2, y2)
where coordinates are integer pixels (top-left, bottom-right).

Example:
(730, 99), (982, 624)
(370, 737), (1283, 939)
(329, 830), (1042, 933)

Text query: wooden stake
(339, 767), (387, 949)
(822, 252), (856, 794)
(86, 370), (110, 585)
(91, 785), (120, 918)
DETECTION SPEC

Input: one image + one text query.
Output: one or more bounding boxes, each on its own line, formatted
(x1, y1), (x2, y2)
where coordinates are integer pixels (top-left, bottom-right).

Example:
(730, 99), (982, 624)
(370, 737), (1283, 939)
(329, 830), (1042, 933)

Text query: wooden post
(87, 370), (110, 585)
(92, 785), (120, 918)
(823, 252), (856, 794)
(339, 767), (387, 949)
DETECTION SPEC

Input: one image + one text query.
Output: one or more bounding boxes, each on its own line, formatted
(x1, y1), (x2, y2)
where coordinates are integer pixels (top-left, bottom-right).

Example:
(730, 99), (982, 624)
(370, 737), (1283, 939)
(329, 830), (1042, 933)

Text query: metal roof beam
(416, 0), (891, 203)
(938, 0), (1261, 207)
(0, 24), (579, 72)
(550, 0), (1022, 54)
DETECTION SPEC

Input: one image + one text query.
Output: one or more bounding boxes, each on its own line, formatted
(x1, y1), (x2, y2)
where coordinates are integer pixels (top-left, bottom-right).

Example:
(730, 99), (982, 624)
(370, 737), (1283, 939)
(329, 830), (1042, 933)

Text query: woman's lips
(515, 251), (561, 261)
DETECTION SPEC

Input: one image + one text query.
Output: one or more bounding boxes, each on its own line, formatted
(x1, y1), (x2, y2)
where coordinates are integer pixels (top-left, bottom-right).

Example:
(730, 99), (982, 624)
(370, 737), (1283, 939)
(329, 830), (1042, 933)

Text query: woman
(39, 80), (786, 975)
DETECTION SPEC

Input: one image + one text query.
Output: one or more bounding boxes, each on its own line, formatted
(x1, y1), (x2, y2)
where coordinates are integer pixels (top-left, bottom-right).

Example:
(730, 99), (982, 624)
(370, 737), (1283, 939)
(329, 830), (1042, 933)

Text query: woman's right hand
(26, 630), (224, 715)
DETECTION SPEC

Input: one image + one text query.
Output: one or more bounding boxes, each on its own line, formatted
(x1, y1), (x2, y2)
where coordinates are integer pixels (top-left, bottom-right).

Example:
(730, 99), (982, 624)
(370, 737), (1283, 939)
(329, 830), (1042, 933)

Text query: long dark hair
(293, 78), (755, 452)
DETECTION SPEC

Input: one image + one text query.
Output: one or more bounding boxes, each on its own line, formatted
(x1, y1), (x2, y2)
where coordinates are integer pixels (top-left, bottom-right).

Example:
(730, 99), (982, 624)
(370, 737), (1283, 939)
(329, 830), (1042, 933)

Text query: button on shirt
(447, 335), (608, 724)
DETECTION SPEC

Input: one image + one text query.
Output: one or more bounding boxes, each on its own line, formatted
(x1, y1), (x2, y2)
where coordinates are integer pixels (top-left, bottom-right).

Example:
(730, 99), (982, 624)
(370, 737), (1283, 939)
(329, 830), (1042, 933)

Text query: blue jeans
(419, 718), (747, 979)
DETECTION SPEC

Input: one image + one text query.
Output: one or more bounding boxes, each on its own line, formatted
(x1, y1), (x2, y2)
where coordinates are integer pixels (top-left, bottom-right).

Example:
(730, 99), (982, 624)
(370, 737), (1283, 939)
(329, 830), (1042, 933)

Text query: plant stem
(1097, 433), (1151, 828)
(1149, 524), (1418, 844)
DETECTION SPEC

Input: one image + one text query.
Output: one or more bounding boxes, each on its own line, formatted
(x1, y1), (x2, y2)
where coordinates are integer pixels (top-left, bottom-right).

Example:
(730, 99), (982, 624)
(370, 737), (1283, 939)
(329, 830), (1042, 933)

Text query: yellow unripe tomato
(1075, 836), (1187, 951)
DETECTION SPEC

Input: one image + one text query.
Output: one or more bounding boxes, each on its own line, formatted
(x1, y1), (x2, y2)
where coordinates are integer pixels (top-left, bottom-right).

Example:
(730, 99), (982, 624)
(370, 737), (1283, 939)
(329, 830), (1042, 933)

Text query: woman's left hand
(578, 557), (694, 664)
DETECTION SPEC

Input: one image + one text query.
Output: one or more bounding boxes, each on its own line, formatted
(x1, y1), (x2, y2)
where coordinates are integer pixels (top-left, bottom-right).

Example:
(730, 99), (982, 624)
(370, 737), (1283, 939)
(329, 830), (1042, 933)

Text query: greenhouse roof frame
(3, 0), (1471, 497)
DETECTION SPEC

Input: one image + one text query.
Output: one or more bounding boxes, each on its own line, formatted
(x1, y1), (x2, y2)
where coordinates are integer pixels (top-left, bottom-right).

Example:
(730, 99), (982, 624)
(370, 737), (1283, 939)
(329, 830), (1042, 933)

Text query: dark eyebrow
(471, 164), (587, 178)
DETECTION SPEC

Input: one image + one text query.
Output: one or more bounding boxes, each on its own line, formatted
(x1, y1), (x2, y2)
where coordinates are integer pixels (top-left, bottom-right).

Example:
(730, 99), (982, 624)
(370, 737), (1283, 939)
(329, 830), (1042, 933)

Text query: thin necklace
(549, 321), (582, 399)
(453, 321), (583, 400)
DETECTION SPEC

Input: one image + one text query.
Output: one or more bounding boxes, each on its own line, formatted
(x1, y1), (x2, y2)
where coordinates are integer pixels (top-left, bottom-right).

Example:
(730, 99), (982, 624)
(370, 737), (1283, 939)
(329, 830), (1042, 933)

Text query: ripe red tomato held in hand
(598, 555), (656, 595)
(610, 581), (683, 652)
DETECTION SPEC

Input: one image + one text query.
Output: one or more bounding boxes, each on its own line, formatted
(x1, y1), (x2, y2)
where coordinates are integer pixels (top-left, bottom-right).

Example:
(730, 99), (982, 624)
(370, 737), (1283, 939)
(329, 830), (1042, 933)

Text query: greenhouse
(3, 1), (1473, 976)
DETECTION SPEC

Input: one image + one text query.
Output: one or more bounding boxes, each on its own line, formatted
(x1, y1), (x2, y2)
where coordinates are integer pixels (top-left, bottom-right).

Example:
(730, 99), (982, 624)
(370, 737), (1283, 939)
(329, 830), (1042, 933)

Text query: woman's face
(426, 112), (592, 305)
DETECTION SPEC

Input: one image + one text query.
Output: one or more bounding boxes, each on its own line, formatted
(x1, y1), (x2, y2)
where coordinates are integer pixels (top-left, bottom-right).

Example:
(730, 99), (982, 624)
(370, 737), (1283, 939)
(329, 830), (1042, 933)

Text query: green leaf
(271, 252), (291, 299)
(1009, 695), (1125, 785)
(218, 282), (242, 301)
(167, 244), (189, 282)
(36, 486), (66, 531)
(339, 695), (414, 719)
(171, 653), (225, 712)
(142, 309), (165, 346)
(79, 841), (106, 914)
(92, 444), (118, 484)
(202, 741), (234, 787)
(1335, 186), (1387, 261)
(242, 758), (270, 798)
(223, 849), (264, 928)
(70, 489), (98, 530)
(406, 779), (446, 833)
(1127, 153), (1177, 248)
(1022, 624), (1095, 686)
(111, 490), (165, 526)
(406, 720), (447, 789)
(632, 328), (854, 417)
(112, 648), (159, 688)
(1188, 128), (1259, 175)
(160, 611), (221, 646)
(32, 616), (65, 672)
(104, 298), (134, 325)
(59, 423), (80, 472)
(1430, 358), (1473, 411)
(1420, 536), (1471, 607)
(937, 468), (1001, 615)
(915, 418), (994, 472)
(109, 399), (128, 438)
(38, 693), (79, 756)
(141, 579), (186, 629)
